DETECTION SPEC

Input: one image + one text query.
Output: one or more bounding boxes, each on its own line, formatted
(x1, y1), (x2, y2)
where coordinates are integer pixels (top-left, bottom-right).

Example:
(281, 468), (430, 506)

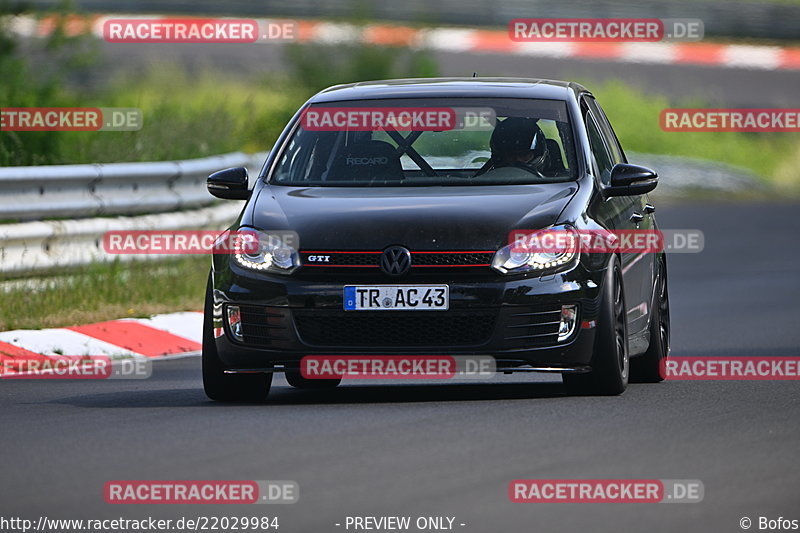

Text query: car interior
(273, 99), (578, 186)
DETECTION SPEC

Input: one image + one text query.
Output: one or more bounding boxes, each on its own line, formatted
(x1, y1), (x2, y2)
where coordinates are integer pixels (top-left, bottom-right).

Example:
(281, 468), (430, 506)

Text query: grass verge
(0, 257), (209, 331)
(588, 80), (800, 190)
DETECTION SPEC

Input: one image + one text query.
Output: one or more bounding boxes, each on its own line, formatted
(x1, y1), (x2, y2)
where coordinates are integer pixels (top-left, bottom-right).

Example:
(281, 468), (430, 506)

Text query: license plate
(344, 285), (449, 311)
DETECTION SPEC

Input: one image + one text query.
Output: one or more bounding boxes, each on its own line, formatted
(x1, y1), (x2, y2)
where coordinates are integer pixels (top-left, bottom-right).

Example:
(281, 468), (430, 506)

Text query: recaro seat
(328, 140), (405, 182)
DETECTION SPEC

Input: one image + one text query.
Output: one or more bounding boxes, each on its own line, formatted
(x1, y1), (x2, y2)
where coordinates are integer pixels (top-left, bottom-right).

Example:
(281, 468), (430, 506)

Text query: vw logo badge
(380, 246), (412, 276)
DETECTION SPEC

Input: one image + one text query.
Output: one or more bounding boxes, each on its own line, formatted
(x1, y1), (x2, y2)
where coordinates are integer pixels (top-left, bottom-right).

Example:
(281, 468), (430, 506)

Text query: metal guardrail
(0, 152), (266, 274)
(0, 203), (244, 274)
(0, 152), (265, 222)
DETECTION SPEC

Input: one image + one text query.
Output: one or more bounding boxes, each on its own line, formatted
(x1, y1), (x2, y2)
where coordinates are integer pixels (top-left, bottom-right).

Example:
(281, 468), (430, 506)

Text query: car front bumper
(210, 263), (605, 372)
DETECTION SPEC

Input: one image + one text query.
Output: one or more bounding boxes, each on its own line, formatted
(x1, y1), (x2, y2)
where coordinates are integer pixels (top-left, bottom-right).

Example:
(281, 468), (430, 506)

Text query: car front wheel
(202, 274), (272, 402)
(563, 255), (629, 395)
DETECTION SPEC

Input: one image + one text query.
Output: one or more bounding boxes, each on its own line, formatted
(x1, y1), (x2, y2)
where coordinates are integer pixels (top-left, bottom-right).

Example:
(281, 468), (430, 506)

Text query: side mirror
(605, 163), (658, 197)
(207, 167), (250, 200)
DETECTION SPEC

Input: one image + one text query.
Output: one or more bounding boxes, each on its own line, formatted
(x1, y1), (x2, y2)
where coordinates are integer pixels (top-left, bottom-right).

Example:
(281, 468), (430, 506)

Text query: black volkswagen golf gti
(203, 78), (670, 401)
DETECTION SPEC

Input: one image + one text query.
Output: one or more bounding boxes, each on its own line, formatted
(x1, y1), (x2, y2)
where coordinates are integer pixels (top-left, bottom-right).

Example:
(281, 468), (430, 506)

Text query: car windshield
(270, 97), (577, 186)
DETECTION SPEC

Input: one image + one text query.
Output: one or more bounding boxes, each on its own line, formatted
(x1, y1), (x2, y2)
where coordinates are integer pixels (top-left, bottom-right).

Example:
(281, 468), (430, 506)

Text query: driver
(480, 117), (550, 177)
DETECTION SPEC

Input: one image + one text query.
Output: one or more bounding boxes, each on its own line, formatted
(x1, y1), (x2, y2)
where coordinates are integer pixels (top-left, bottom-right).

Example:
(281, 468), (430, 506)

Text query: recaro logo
(307, 255), (331, 263)
(346, 157), (389, 166)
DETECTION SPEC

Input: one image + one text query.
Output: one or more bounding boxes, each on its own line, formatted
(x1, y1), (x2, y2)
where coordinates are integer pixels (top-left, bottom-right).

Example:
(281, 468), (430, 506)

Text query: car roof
(309, 77), (590, 103)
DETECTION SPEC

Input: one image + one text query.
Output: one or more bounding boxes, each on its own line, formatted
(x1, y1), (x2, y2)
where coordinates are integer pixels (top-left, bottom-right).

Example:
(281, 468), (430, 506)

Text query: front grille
(411, 252), (494, 267)
(238, 305), (292, 347)
(293, 310), (496, 347)
(299, 251), (494, 269)
(502, 305), (569, 349)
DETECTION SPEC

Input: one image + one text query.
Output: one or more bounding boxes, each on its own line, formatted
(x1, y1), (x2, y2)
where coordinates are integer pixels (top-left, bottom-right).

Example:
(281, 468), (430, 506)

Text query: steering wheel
(473, 160), (545, 179)
(503, 161), (546, 178)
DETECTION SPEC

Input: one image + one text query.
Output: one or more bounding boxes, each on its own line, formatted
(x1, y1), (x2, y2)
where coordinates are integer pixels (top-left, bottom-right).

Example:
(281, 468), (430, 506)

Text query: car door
(582, 97), (650, 337)
(590, 97), (656, 337)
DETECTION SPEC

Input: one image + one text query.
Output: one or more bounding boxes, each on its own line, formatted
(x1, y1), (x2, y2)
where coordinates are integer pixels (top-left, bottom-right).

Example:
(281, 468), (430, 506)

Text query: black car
(203, 77), (670, 401)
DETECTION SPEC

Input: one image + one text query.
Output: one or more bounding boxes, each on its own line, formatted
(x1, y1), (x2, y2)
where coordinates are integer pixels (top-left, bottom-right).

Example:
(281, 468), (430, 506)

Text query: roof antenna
(472, 72), (478, 77)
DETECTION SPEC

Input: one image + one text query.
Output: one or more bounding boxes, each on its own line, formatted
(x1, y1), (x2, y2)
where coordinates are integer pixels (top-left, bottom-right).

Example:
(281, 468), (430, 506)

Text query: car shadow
(45, 380), (572, 409)
(268, 381), (569, 405)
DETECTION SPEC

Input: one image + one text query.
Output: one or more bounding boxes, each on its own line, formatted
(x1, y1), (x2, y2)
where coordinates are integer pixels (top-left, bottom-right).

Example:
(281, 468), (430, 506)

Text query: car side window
(587, 97), (626, 164)
(585, 111), (613, 185)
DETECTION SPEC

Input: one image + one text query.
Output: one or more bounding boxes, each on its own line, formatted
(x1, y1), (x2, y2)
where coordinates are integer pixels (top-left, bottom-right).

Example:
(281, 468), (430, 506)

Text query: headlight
(232, 229), (300, 274)
(492, 225), (579, 275)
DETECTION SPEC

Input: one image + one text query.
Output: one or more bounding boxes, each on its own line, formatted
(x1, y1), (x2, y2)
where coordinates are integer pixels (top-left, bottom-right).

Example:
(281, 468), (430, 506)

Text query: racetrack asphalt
(2, 200), (799, 532)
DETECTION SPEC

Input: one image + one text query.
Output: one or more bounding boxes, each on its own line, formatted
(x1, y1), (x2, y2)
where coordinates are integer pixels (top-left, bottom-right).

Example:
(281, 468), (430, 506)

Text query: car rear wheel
(202, 274), (272, 402)
(631, 257), (670, 383)
(563, 255), (629, 395)
(284, 370), (342, 389)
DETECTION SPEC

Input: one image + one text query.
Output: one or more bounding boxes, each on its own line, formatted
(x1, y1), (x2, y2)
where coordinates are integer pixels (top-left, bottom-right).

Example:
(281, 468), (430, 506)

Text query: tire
(202, 274), (272, 402)
(630, 257), (670, 383)
(563, 255), (629, 395)
(284, 369), (342, 389)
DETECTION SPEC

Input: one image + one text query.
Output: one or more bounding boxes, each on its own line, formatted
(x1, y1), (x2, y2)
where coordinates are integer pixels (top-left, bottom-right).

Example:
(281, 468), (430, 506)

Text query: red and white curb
(306, 22), (800, 71)
(0, 311), (203, 375)
(9, 14), (800, 71)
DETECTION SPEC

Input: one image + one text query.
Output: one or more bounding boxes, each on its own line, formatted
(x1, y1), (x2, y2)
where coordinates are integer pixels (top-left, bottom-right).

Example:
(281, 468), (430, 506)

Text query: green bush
(0, 0), (97, 165)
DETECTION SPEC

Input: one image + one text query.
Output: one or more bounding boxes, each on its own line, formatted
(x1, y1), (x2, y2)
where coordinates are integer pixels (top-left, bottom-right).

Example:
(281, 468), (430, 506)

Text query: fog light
(226, 305), (243, 341)
(558, 304), (578, 342)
